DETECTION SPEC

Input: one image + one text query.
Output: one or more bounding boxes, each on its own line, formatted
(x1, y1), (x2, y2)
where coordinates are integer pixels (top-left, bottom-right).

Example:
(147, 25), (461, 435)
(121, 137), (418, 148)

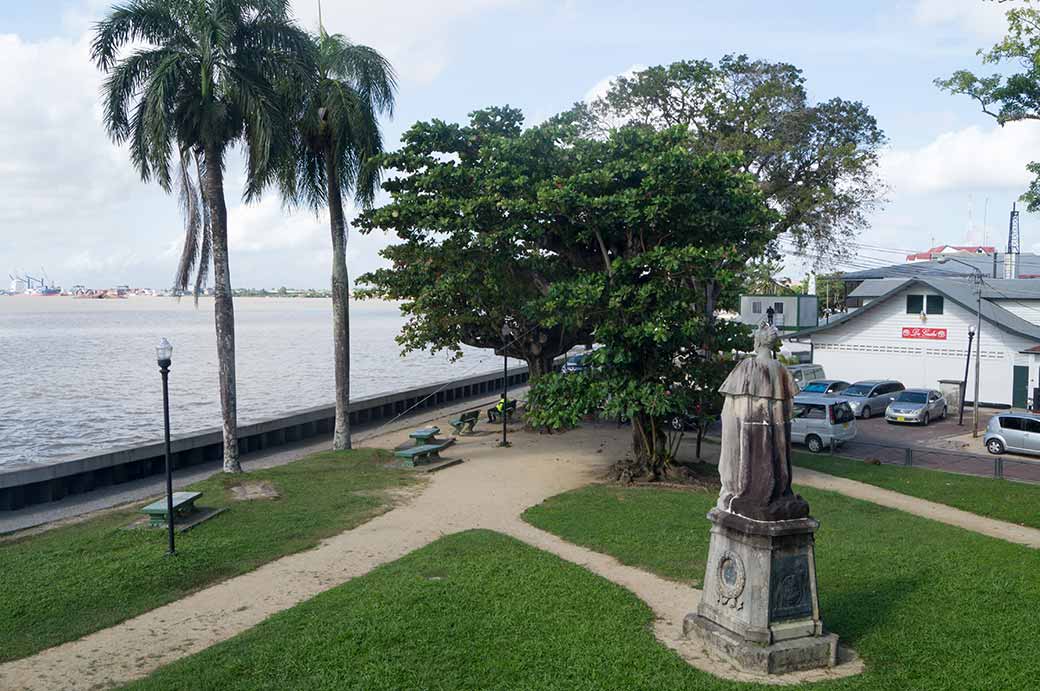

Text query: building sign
(901, 327), (947, 340)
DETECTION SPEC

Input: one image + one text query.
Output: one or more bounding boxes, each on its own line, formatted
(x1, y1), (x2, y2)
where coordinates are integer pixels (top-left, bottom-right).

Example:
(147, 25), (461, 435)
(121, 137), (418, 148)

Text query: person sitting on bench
(488, 395), (506, 423)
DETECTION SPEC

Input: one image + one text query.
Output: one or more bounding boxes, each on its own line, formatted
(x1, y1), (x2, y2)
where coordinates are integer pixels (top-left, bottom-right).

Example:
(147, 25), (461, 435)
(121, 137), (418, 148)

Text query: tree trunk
(632, 412), (667, 480)
(203, 145), (241, 473)
(327, 154), (352, 450)
(525, 351), (556, 383)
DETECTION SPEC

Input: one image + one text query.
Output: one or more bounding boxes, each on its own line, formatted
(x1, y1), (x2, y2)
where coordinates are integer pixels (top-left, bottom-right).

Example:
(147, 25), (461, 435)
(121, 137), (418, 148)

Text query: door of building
(1013, 365), (1029, 409)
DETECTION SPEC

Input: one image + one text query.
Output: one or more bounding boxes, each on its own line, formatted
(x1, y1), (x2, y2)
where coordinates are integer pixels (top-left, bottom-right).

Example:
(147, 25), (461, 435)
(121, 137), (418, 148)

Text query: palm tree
(277, 28), (396, 450)
(92, 0), (314, 472)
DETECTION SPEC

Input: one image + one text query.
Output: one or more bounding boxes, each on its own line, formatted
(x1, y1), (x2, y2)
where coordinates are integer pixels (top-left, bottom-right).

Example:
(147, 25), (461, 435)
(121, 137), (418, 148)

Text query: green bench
(487, 399), (518, 423)
(450, 410), (481, 435)
(141, 491), (202, 527)
(394, 441), (453, 467)
(404, 427), (455, 452)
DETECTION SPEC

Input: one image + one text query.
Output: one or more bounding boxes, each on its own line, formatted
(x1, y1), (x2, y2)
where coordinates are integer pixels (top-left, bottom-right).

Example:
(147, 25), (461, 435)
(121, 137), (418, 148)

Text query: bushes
(525, 372), (604, 432)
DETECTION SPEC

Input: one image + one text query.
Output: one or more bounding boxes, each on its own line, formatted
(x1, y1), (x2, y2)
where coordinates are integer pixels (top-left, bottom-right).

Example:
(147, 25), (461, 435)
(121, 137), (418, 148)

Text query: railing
(825, 437), (1035, 483)
(0, 363), (535, 512)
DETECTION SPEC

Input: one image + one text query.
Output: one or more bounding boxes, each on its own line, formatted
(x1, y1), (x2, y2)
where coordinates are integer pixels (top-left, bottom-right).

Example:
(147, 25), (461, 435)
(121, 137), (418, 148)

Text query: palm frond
(174, 148), (202, 294)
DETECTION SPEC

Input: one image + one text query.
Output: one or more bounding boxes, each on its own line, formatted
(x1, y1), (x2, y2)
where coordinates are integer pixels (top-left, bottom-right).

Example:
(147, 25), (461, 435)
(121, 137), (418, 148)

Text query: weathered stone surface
(689, 322), (843, 676)
(684, 613), (839, 675)
(716, 323), (807, 522)
(695, 508), (823, 646)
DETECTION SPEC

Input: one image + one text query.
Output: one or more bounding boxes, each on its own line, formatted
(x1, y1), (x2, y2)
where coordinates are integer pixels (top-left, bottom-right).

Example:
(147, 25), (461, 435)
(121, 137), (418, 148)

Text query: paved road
(832, 409), (1040, 483)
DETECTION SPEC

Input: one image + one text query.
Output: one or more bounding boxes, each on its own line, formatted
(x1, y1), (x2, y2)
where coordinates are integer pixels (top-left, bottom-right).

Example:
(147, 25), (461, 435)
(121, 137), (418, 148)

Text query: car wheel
(861, 406), (871, 419)
(987, 438), (1005, 455)
(806, 435), (824, 453)
(922, 412), (930, 426)
(670, 416), (685, 432)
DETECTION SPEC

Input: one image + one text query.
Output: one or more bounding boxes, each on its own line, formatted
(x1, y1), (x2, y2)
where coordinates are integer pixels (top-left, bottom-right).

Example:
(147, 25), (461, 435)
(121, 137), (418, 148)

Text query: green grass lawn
(123, 486), (1040, 690)
(0, 449), (418, 663)
(524, 483), (1040, 689)
(792, 451), (1040, 529)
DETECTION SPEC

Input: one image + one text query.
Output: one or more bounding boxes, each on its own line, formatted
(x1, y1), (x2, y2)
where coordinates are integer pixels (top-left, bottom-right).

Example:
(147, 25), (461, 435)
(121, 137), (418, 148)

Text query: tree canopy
(573, 56), (886, 265)
(355, 107), (595, 379)
(937, 0), (1040, 210)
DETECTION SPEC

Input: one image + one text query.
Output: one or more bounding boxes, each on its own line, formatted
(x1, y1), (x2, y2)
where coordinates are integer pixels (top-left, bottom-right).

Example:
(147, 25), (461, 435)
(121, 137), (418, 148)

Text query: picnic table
(141, 491), (202, 527)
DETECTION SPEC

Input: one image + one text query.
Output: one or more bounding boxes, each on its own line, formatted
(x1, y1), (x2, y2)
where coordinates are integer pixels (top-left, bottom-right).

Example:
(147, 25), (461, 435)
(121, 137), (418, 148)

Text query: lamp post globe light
(156, 338), (176, 556)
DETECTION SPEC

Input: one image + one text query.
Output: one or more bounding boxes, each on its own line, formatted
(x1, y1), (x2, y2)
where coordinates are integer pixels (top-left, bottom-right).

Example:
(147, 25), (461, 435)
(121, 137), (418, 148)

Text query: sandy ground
(9, 419), (1039, 689)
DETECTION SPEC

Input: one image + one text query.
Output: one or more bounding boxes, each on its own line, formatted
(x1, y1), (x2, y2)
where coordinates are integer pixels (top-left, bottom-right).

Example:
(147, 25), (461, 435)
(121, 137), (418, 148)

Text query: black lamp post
(959, 325), (975, 426)
(156, 338), (176, 556)
(499, 322), (512, 448)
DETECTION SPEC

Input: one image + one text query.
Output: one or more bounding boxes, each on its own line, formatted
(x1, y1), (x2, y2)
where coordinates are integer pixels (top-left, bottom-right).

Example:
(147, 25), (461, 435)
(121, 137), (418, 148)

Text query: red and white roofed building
(786, 277), (1040, 408)
(905, 245), (995, 263)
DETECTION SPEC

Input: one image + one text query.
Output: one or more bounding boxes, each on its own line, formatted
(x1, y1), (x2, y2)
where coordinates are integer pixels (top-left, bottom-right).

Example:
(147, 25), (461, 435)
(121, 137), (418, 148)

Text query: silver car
(884, 389), (947, 426)
(836, 380), (905, 419)
(984, 413), (1040, 456)
(790, 395), (857, 453)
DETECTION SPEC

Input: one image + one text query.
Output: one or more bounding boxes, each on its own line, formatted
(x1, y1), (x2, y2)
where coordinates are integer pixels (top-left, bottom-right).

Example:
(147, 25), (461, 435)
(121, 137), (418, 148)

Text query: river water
(0, 297), (509, 468)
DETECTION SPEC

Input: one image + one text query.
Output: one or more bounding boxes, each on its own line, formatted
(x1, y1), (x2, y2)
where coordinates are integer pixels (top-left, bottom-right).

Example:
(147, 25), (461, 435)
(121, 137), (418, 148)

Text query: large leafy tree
(534, 127), (776, 479)
(574, 56), (886, 265)
(92, 0), (313, 472)
(937, 0), (1040, 210)
(356, 107), (594, 380)
(276, 28), (396, 451)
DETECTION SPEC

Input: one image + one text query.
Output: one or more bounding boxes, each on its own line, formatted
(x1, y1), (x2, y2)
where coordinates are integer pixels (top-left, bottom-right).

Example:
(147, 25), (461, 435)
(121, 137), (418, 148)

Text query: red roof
(906, 245), (996, 261)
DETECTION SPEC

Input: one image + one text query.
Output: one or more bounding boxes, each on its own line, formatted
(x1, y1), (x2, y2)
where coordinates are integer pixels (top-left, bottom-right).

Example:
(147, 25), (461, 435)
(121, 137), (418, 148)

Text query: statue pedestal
(683, 508), (838, 675)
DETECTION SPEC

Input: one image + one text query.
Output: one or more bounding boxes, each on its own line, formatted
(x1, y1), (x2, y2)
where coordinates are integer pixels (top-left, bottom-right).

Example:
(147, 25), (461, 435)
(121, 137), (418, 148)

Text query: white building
(738, 295), (818, 332)
(786, 277), (1040, 408)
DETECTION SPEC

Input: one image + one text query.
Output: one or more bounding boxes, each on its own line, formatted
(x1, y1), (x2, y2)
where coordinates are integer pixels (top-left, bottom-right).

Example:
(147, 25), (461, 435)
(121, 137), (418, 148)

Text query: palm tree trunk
(326, 153), (351, 450)
(203, 145), (241, 473)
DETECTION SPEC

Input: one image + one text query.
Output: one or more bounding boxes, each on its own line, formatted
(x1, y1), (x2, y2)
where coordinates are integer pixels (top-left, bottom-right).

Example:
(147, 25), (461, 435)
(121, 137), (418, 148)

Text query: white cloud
(583, 64), (647, 103)
(291, 0), (537, 84)
(913, 0), (1016, 40)
(228, 198), (333, 253)
(880, 123), (1040, 197)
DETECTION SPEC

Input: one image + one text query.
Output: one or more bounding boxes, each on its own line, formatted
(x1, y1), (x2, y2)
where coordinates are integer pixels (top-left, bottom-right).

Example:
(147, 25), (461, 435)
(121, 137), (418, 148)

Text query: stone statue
(716, 322), (808, 522)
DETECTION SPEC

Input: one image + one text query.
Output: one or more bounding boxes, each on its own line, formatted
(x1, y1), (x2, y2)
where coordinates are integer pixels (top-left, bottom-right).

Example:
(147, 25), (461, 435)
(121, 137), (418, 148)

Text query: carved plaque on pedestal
(769, 554), (812, 621)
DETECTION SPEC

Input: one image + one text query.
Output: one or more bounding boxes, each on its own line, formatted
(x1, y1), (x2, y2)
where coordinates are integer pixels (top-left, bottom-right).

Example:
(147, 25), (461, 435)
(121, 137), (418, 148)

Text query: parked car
(790, 395), (857, 453)
(787, 364), (825, 391)
(984, 412), (1040, 456)
(884, 389), (947, 426)
(794, 379), (850, 397)
(836, 380), (905, 419)
(562, 353), (590, 374)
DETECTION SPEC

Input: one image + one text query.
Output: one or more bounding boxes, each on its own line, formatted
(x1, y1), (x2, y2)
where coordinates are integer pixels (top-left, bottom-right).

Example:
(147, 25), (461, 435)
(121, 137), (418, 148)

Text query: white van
(787, 364), (825, 391)
(790, 395), (857, 453)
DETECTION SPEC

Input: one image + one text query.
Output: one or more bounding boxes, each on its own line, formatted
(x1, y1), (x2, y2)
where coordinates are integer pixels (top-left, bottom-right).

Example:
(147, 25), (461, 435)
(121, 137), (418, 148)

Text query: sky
(2, 0), (1039, 289)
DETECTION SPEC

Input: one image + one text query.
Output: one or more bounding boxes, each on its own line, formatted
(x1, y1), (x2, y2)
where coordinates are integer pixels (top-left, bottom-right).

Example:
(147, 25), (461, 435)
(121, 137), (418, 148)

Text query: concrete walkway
(4, 423), (1039, 689)
(792, 465), (1040, 549)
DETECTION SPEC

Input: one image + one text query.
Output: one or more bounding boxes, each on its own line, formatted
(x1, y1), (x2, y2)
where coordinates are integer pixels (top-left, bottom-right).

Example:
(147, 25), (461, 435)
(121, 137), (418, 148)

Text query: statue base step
(684, 613), (839, 675)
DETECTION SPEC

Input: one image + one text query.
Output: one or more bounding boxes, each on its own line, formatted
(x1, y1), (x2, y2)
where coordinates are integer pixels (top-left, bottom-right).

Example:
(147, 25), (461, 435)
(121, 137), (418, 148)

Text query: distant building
(737, 295), (818, 332)
(905, 245), (995, 263)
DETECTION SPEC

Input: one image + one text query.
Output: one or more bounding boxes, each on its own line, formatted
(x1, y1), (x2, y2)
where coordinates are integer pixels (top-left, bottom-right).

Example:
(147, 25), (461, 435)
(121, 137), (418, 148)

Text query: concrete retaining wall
(0, 365), (532, 512)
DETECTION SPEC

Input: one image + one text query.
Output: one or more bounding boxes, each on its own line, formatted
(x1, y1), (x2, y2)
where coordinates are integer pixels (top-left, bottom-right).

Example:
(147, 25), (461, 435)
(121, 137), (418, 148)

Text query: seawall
(0, 364), (532, 512)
